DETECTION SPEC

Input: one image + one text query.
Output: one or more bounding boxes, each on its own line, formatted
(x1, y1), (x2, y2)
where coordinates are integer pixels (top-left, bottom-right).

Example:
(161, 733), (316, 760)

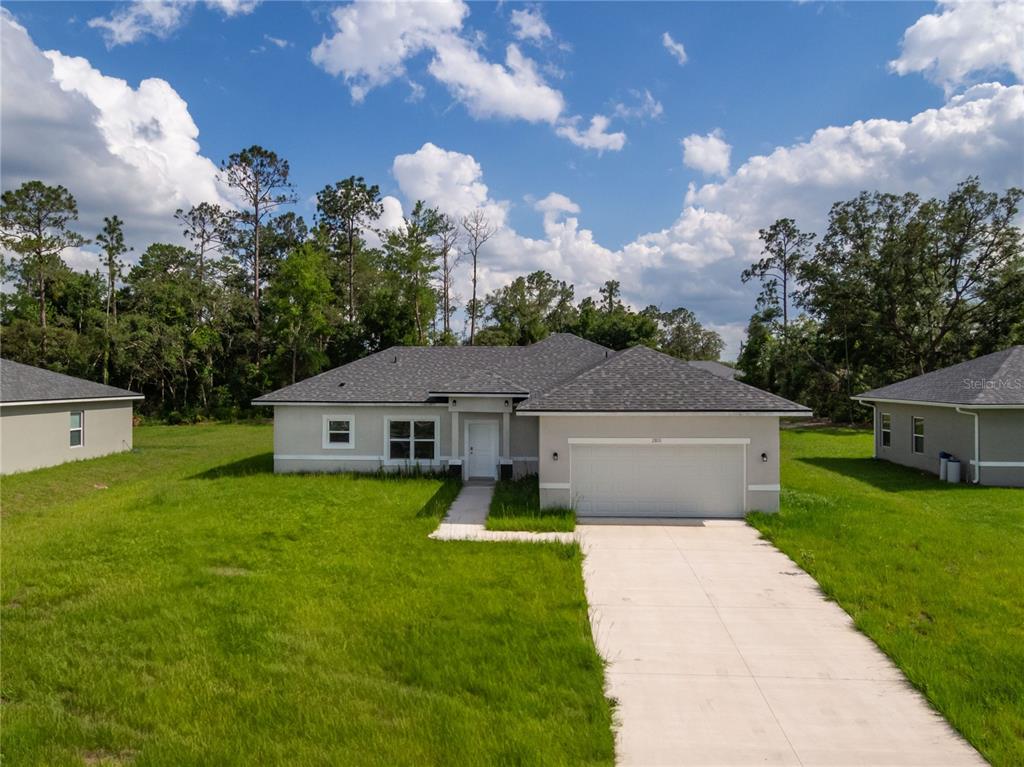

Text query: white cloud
(206, 0), (260, 17)
(555, 114), (627, 153)
(310, 0), (468, 103)
(890, 0), (1024, 93)
(613, 89), (664, 121)
(662, 32), (687, 66)
(88, 1), (187, 47)
(510, 7), (551, 42)
(390, 83), (1023, 358)
(681, 129), (732, 177)
(87, 0), (259, 47)
(391, 142), (507, 225)
(534, 192), (580, 219)
(428, 38), (565, 123)
(1, 12), (230, 261)
(264, 34), (291, 49)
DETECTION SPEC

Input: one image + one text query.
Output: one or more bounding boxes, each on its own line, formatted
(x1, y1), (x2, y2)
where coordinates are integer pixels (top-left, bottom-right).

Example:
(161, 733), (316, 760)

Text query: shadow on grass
(798, 456), (960, 493)
(191, 452), (274, 479)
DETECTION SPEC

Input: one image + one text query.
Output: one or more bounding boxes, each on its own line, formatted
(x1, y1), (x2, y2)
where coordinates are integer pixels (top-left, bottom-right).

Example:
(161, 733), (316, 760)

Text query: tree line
(0, 145), (723, 420)
(736, 178), (1023, 421)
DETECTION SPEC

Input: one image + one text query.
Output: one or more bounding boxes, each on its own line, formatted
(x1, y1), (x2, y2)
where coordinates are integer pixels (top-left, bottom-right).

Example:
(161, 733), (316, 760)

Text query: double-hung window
(912, 416), (925, 454)
(388, 419), (437, 461)
(70, 411), (84, 447)
(322, 415), (354, 449)
(880, 413), (892, 448)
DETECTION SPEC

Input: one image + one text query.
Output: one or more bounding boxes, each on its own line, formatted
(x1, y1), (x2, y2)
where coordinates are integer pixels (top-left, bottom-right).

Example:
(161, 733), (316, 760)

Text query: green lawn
(486, 475), (575, 533)
(750, 428), (1024, 767)
(1, 424), (613, 766)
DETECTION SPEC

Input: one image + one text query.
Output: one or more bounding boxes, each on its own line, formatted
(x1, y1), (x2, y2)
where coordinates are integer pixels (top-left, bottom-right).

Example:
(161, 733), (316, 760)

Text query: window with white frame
(912, 416), (925, 454)
(322, 414), (354, 449)
(70, 411), (84, 447)
(388, 418), (437, 461)
(880, 413), (892, 448)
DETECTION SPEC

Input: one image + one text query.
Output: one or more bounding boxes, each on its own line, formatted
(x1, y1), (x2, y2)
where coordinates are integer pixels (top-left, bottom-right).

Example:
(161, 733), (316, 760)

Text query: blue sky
(2, 1), (1022, 356)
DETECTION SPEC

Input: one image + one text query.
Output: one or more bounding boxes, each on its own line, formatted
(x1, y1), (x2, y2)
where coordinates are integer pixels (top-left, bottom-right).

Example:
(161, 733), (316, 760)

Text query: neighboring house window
(880, 413), (892, 448)
(388, 418), (437, 460)
(70, 411), (84, 447)
(322, 414), (354, 449)
(912, 416), (925, 454)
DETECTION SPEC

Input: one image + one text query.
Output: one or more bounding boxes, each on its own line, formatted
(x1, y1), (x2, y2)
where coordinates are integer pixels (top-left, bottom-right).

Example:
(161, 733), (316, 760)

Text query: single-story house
(0, 359), (143, 475)
(853, 346), (1023, 487)
(253, 334), (811, 517)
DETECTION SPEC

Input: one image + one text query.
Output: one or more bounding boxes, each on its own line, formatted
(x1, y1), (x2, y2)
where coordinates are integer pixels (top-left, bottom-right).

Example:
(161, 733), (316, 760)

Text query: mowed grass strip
(486, 475), (575, 533)
(1, 424), (613, 766)
(749, 428), (1024, 767)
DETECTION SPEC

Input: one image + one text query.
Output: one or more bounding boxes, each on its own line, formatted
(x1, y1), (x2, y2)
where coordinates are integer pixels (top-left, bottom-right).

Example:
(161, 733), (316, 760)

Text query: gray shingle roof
(429, 370), (529, 395)
(686, 360), (738, 380)
(518, 345), (810, 412)
(855, 346), (1024, 406)
(0, 359), (142, 404)
(252, 333), (610, 404)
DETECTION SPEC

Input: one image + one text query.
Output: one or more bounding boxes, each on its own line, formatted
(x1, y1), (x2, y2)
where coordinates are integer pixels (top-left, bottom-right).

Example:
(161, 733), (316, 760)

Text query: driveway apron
(578, 520), (986, 767)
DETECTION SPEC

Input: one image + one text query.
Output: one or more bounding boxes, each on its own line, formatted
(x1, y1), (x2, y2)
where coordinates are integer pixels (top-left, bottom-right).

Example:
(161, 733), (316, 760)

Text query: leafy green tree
(266, 244), (334, 383)
(0, 181), (86, 356)
(220, 146), (296, 351)
(656, 306), (724, 360)
(315, 176), (383, 324)
(481, 271), (576, 346)
(95, 215), (131, 383)
(382, 201), (441, 345)
(434, 213), (460, 343)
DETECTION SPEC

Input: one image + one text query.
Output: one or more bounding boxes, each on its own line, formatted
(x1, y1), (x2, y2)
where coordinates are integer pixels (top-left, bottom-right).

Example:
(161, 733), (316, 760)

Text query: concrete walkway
(429, 482), (574, 543)
(578, 520), (986, 767)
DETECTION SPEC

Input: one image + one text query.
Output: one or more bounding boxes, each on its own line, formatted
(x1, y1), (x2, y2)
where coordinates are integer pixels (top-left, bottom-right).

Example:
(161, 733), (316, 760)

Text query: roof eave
(0, 394), (144, 407)
(851, 396), (1022, 409)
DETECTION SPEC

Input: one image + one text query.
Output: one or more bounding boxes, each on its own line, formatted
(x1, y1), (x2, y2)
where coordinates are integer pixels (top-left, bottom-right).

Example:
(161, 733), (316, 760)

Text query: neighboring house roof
(855, 346), (1024, 407)
(686, 360), (738, 380)
(0, 359), (143, 405)
(516, 345), (811, 413)
(252, 333), (610, 404)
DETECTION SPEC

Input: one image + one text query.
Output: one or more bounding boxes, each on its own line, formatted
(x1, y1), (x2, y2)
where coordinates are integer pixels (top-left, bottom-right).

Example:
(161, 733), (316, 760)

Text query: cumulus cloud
(510, 7), (552, 43)
(1, 12), (230, 263)
(613, 89), (664, 122)
(890, 0), (1024, 93)
(662, 32), (687, 66)
(681, 129), (732, 177)
(555, 115), (627, 153)
(428, 38), (565, 123)
(310, 0), (467, 103)
(388, 83), (1023, 358)
(311, 0), (611, 149)
(87, 0), (259, 47)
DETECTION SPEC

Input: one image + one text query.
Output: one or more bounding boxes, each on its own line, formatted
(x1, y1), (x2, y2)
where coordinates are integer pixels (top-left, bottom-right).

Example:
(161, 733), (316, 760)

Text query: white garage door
(571, 443), (745, 518)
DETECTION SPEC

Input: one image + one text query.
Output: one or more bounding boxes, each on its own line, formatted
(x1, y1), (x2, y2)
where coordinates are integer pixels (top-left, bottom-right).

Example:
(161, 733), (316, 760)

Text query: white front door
(466, 421), (499, 479)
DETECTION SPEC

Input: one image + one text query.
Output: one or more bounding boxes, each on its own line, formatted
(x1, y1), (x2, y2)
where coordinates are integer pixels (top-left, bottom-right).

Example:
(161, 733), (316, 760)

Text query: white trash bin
(940, 456), (949, 481)
(947, 459), (961, 484)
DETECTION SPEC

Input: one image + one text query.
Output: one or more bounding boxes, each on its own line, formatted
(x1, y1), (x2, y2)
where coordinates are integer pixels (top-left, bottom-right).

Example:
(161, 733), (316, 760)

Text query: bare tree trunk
(347, 228), (356, 323)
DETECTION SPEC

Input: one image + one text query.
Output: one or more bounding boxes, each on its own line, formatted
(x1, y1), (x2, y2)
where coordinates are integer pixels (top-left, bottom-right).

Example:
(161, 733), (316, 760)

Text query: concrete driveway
(578, 520), (986, 767)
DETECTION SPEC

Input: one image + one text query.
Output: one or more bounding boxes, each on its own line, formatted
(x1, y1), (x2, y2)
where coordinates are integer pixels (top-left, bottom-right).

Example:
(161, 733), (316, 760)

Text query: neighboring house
(854, 346), (1024, 487)
(0, 359), (143, 475)
(253, 334), (811, 517)
(686, 360), (739, 380)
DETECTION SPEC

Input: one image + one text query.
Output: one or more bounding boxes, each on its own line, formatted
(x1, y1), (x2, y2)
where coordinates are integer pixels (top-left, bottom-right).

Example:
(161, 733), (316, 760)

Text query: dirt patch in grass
(207, 566), (252, 577)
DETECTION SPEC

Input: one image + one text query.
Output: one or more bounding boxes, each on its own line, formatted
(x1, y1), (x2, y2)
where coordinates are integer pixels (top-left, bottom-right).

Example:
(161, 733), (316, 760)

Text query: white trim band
(539, 482), (571, 490)
(0, 395), (143, 407)
(276, 454), (455, 462)
(853, 397), (1021, 411)
(969, 460), (1024, 468)
(747, 484), (781, 491)
(567, 437), (751, 445)
(519, 411), (810, 417)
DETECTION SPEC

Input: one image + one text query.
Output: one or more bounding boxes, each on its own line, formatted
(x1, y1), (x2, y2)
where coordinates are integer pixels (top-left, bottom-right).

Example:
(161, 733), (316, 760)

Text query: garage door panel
(571, 444), (745, 518)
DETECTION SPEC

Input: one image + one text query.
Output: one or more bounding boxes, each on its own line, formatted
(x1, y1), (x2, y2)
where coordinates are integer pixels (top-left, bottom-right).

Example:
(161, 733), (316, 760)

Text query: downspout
(868, 404), (877, 459)
(955, 407), (980, 484)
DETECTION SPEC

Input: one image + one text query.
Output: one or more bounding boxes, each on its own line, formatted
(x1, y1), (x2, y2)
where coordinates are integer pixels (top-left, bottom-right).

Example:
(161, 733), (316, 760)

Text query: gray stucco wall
(869, 403), (1023, 487)
(0, 400), (134, 475)
(536, 414), (781, 512)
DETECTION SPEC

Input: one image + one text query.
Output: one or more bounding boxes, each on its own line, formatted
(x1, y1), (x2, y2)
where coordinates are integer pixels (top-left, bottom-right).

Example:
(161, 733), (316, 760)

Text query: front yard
(753, 428), (1024, 767)
(1, 424), (613, 766)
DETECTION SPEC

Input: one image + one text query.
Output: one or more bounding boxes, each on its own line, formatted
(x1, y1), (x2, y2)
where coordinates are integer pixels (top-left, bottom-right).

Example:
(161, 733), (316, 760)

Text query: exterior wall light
(552, 451), (559, 461)
(761, 452), (768, 462)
